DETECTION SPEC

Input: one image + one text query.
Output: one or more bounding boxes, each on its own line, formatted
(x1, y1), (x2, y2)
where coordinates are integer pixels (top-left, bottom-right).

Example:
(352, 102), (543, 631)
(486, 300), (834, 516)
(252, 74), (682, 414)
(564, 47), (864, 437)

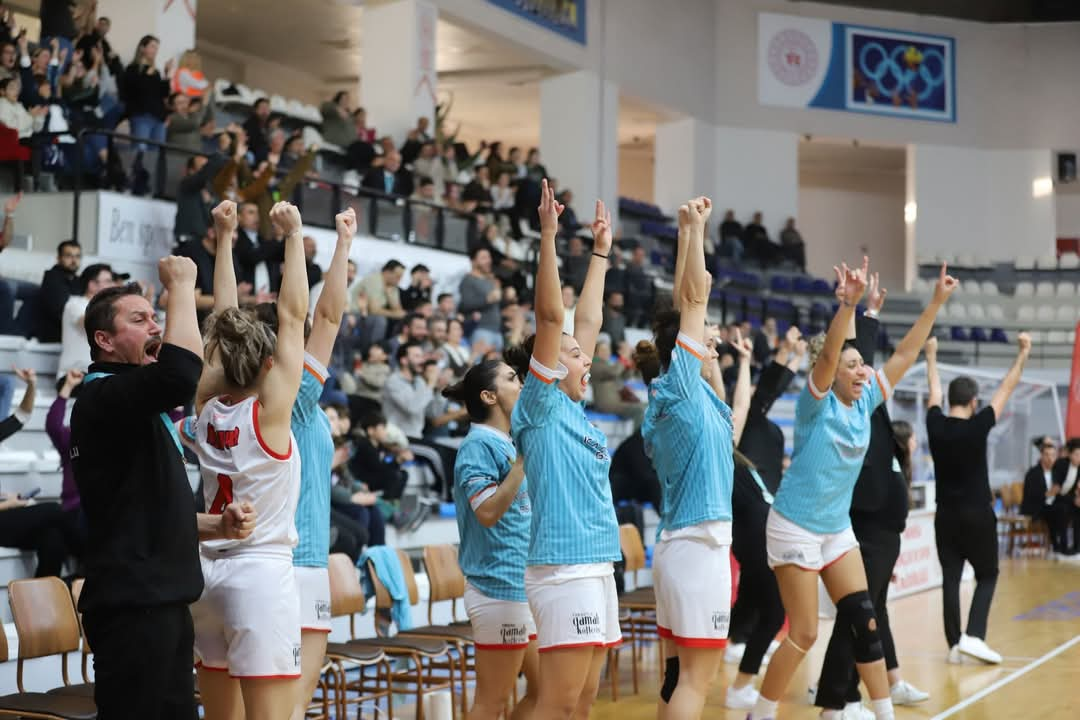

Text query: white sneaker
(890, 679), (930, 705)
(958, 633), (1002, 664)
(840, 702), (875, 720)
(724, 642), (747, 664)
(946, 645), (963, 664)
(725, 682), (759, 710)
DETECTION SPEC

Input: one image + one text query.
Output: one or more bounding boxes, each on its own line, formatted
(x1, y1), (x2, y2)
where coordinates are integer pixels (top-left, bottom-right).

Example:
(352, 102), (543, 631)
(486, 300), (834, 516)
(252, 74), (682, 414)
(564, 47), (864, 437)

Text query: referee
(71, 256), (254, 719)
(925, 332), (1031, 665)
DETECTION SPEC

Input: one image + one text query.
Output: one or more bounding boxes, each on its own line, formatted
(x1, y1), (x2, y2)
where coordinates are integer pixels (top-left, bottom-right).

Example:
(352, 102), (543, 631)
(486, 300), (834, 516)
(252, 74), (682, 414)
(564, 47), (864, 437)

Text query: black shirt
(401, 284), (432, 312)
(35, 264), (79, 342)
(926, 405), (996, 510)
(609, 430), (662, 513)
(738, 360), (795, 494)
(71, 344), (204, 612)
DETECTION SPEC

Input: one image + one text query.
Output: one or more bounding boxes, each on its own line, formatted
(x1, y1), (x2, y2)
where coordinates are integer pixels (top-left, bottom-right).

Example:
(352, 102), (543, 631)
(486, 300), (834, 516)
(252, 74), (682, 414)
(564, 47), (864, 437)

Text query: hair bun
(633, 340), (661, 384)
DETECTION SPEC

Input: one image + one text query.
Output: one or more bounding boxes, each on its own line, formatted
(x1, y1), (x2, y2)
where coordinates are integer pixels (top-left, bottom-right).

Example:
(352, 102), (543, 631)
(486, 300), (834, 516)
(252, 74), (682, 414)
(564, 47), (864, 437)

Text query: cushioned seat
(46, 683), (95, 698)
(399, 623), (474, 642)
(326, 642), (388, 664)
(0, 691), (97, 719)
(346, 635), (449, 656)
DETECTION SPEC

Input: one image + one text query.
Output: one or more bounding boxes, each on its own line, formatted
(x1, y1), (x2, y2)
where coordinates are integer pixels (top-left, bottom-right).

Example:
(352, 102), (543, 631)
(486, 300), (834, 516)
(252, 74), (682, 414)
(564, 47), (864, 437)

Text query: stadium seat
(987, 304), (1005, 321)
(948, 304), (967, 320)
(951, 327), (969, 341)
(979, 281), (999, 296)
(770, 276), (792, 293)
(1047, 330), (1068, 344)
(991, 328), (1009, 343)
(1035, 281), (1055, 297)
(1013, 255), (1037, 270)
(1015, 281), (1034, 297)
(1060, 252), (1080, 269)
(962, 280), (981, 295)
(1037, 255), (1058, 270)
(1028, 330), (1046, 343)
(967, 304), (985, 321)
(955, 254), (976, 269)
(1017, 305), (1036, 322)
(1056, 305), (1075, 322)
(1057, 281), (1075, 297)
(971, 327), (989, 342)
(1037, 305), (1055, 322)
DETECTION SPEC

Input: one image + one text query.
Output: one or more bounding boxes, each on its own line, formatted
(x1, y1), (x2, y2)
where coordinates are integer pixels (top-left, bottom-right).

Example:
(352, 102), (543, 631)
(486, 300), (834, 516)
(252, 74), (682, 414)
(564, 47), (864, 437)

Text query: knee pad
(836, 591), (884, 664)
(659, 656), (679, 703)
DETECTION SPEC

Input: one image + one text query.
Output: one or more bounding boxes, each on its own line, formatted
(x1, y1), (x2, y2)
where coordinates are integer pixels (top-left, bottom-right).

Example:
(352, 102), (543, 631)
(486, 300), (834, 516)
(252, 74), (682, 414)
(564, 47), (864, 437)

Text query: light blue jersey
(453, 424), (531, 602)
(773, 369), (891, 534)
(292, 353), (333, 568)
(643, 333), (735, 532)
(511, 357), (621, 566)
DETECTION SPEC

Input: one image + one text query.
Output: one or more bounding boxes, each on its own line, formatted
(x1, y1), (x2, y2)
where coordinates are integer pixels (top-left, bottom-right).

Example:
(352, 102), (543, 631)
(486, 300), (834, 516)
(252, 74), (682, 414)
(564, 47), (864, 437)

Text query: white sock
(820, 710), (841, 719)
(751, 697), (779, 720)
(871, 697), (895, 720)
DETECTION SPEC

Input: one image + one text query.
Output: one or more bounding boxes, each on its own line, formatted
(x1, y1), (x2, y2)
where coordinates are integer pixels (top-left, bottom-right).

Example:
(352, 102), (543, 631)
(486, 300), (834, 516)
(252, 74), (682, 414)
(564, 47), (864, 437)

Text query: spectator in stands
(304, 235), (322, 288)
(624, 245), (655, 328)
(170, 49), (208, 98)
(46, 367), (86, 535)
(507, 146), (527, 179)
(557, 189), (581, 237)
(401, 263), (433, 312)
(15, 34), (53, 108)
(35, 239), (81, 342)
(173, 153), (228, 245)
(602, 291), (627, 347)
(350, 342), (390, 413)
(427, 316), (448, 355)
(355, 259), (405, 342)
(0, 192), (34, 337)
(353, 107), (375, 144)
(462, 165), (492, 212)
(362, 149), (413, 196)
(1022, 436), (1067, 555)
(561, 284), (577, 335)
(525, 147), (547, 183)
(780, 217), (806, 271)
(719, 209), (744, 265)
(0, 76), (45, 137)
(743, 211), (779, 268)
(242, 96), (273, 163)
(563, 235), (590, 295)
(434, 292), (457, 322)
(39, 0), (76, 57)
(121, 34), (172, 195)
(439, 317), (471, 378)
(165, 92), (203, 152)
(1049, 438), (1080, 555)
(56, 263), (122, 380)
(413, 142), (447, 198)
(0, 40), (16, 81)
(388, 312), (429, 367)
(411, 175), (440, 205)
(0, 366), (33, 444)
(319, 90), (354, 148)
(326, 405), (387, 557)
(349, 410), (409, 502)
(383, 341), (435, 441)
(235, 201), (283, 295)
(753, 316), (779, 367)
(459, 246), (503, 351)
(590, 333), (643, 428)
(491, 170), (515, 211)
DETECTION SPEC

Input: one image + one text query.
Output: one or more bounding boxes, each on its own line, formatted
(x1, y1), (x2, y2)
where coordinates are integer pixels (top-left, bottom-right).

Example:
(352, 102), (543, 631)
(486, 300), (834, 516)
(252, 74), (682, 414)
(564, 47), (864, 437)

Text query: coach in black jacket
(1047, 441), (1080, 554)
(814, 301), (928, 711)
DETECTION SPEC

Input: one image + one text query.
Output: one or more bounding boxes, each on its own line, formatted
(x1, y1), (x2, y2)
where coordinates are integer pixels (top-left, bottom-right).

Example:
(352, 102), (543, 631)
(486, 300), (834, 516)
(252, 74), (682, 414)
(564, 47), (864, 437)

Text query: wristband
(864, 309), (879, 319)
(592, 252), (609, 260)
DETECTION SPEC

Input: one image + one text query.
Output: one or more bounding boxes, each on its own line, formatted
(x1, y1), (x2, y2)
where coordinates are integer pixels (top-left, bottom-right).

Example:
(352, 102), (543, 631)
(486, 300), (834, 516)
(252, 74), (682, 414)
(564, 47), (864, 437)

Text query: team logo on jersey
(570, 611), (601, 636)
(315, 600), (331, 620)
(500, 623), (527, 644)
(292, 645), (302, 667)
(583, 435), (609, 462)
(781, 549), (806, 563)
(711, 610), (730, 632)
(206, 423), (240, 451)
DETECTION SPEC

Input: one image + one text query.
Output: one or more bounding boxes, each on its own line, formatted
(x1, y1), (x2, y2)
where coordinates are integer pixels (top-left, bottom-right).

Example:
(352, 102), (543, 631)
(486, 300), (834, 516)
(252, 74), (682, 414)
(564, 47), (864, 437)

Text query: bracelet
(592, 252), (609, 260)
(864, 309), (879, 319)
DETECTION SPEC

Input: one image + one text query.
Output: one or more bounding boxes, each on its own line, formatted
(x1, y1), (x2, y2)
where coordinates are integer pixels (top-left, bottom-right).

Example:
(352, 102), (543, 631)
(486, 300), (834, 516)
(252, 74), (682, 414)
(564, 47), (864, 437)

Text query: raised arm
(672, 206), (690, 310)
(211, 200), (239, 312)
(474, 456), (526, 528)
(258, 202), (309, 453)
(574, 200), (612, 360)
(925, 337), (941, 409)
(159, 255), (204, 358)
(989, 332), (1032, 419)
(307, 208), (356, 367)
(13, 367), (35, 416)
(811, 258), (867, 396)
(679, 198), (712, 346)
(730, 331), (753, 445)
(853, 272), (885, 364)
(0, 192), (21, 251)
(882, 263), (957, 390)
(532, 179), (565, 369)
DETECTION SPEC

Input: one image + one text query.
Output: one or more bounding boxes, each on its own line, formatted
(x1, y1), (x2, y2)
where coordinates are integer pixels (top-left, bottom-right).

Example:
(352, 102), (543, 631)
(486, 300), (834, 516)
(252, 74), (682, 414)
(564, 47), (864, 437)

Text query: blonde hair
(203, 307), (276, 390)
(178, 50), (202, 71)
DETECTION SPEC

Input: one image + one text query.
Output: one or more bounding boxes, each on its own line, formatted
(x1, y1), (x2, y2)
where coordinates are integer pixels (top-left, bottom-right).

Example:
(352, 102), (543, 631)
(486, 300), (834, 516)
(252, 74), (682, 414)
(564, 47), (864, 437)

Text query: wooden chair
(0, 625), (96, 719)
(68, 580), (92, 686)
(374, 549), (474, 719)
(616, 524), (652, 692)
(326, 552), (456, 720)
(7, 577), (94, 699)
(421, 544), (467, 626)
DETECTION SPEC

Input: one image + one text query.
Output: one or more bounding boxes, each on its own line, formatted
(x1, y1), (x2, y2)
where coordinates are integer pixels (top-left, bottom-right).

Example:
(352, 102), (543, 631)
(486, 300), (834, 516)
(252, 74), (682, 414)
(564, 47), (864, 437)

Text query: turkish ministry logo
(768, 29), (819, 86)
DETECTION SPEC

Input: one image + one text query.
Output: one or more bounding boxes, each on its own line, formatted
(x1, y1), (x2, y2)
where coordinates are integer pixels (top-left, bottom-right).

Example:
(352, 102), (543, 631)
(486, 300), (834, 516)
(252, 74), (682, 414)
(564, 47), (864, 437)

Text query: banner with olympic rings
(758, 13), (955, 123)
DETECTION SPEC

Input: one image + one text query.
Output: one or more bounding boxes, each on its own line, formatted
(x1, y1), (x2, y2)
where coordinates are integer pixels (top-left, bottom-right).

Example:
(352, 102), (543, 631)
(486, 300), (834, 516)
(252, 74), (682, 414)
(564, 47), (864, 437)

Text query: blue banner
(487, 0), (586, 45)
(759, 13), (955, 123)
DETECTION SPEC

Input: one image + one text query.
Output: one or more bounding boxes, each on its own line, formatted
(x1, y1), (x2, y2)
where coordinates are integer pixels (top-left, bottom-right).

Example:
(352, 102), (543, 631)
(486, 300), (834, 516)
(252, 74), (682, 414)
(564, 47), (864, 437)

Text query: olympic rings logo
(857, 41), (946, 102)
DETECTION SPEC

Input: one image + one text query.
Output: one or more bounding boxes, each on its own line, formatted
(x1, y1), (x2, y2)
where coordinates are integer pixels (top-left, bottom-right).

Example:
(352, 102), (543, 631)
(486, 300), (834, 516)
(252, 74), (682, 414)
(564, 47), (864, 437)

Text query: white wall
(715, 125), (799, 241)
(654, 118), (717, 215)
(618, 143), (654, 204)
(799, 173), (906, 289)
(912, 145), (1055, 261)
(1056, 194), (1080, 238)
(198, 40), (333, 106)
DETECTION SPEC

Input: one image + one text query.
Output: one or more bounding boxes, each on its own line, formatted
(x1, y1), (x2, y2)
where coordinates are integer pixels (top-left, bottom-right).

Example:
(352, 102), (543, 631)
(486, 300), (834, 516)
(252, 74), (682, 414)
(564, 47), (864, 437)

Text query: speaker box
(1059, 152), (1077, 183)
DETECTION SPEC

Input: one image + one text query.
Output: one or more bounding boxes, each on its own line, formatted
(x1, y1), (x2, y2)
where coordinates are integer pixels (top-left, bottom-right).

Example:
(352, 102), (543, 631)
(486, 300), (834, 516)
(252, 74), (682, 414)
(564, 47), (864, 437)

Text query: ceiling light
(1032, 176), (1053, 198)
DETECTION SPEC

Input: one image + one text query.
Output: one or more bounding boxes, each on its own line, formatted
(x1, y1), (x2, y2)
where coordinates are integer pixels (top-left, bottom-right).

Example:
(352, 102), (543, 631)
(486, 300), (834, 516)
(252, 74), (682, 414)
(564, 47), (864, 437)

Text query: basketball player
(445, 360), (538, 719)
(504, 182), (621, 719)
(925, 331), (1031, 664)
(182, 201), (309, 720)
(748, 260), (956, 720)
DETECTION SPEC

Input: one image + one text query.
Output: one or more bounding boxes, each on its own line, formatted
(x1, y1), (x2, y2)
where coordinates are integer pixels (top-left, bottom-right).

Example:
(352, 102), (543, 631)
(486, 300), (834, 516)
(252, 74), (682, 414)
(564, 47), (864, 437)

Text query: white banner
(758, 13), (833, 109)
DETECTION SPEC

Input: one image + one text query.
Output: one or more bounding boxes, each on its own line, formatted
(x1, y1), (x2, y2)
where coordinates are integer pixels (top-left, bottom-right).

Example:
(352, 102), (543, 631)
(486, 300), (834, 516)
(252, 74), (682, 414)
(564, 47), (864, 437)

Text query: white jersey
(181, 395), (301, 556)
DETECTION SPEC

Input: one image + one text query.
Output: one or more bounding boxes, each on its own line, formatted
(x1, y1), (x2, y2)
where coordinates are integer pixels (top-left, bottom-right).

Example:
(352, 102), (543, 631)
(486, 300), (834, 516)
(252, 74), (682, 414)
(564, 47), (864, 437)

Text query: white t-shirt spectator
(57, 295), (91, 379)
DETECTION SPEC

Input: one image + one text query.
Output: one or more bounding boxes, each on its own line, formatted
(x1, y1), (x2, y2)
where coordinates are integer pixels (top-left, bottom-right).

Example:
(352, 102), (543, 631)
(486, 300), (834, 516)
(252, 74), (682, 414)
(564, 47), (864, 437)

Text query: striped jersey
(772, 369), (891, 534)
(291, 353), (333, 568)
(643, 333), (735, 532)
(453, 423), (531, 602)
(511, 357), (621, 566)
(181, 395), (301, 554)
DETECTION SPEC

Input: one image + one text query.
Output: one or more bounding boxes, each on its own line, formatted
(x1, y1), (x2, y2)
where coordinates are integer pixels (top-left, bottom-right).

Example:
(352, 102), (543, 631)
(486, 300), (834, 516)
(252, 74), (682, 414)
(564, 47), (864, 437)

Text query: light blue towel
(361, 546), (413, 631)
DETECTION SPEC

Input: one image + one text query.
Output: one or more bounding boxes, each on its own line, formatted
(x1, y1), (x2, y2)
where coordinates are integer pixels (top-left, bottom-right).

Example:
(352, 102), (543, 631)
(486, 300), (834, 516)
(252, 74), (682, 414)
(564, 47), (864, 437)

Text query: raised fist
(269, 202), (302, 236)
(158, 255), (198, 289)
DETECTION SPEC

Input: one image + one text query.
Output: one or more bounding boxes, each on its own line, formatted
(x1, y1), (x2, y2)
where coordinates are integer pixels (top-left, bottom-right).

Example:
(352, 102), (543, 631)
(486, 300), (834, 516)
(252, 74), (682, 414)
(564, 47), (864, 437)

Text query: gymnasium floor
(592, 558), (1080, 719)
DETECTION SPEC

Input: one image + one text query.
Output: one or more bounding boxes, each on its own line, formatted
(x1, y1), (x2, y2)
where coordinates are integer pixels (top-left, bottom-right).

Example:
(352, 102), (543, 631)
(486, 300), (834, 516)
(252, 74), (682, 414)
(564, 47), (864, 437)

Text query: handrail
(69, 128), (479, 255)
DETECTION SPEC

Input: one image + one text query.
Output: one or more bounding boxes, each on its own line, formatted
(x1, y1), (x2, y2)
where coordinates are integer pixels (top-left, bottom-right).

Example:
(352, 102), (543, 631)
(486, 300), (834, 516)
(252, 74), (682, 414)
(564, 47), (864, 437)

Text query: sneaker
(890, 680), (930, 705)
(840, 702), (875, 720)
(958, 633), (1002, 664)
(725, 642), (747, 664)
(725, 683), (759, 710)
(946, 645), (963, 664)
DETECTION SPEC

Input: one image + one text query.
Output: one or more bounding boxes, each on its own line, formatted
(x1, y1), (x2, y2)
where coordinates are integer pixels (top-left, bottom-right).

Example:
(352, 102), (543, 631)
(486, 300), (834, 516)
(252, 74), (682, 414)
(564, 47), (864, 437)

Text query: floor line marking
(929, 634), (1080, 720)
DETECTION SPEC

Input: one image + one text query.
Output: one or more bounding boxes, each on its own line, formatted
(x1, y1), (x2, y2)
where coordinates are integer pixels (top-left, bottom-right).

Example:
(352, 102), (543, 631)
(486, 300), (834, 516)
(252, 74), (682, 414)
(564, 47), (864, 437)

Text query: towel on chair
(360, 546), (413, 630)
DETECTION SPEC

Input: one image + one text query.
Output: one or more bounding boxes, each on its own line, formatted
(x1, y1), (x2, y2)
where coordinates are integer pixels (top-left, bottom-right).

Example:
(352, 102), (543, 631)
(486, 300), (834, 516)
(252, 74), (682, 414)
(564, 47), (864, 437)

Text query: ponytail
(445, 359), (504, 423)
(633, 340), (661, 385)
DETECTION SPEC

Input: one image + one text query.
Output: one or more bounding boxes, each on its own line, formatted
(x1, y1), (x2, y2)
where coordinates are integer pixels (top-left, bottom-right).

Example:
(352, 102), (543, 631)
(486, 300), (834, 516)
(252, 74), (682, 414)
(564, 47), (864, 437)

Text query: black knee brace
(836, 591), (884, 664)
(660, 656), (679, 703)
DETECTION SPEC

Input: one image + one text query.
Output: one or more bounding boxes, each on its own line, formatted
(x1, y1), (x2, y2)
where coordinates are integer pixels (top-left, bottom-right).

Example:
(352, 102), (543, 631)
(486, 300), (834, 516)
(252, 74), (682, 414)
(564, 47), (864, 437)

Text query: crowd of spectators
(717, 209), (807, 272)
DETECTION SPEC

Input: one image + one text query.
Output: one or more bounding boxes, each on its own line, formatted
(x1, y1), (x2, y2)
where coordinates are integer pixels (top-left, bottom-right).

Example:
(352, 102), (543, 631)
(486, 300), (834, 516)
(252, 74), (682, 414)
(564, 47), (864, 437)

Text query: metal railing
(68, 129), (479, 253)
